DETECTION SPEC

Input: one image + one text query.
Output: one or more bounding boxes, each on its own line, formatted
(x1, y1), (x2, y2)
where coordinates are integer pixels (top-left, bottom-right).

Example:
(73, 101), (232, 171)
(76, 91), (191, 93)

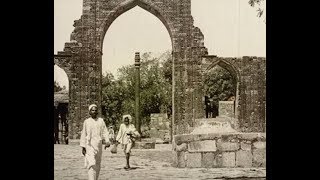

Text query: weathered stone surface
(177, 151), (186, 168)
(174, 133), (224, 145)
(188, 140), (216, 152)
(236, 150), (253, 167)
(241, 142), (252, 151)
(237, 133), (259, 141)
(214, 153), (223, 167)
(221, 133), (239, 142)
(186, 153), (202, 168)
(221, 152), (236, 167)
(219, 101), (235, 118)
(253, 141), (266, 149)
(202, 152), (215, 168)
(217, 142), (239, 152)
(132, 142), (155, 149)
(174, 134), (198, 145)
(176, 143), (188, 152)
(253, 149), (266, 167)
(150, 113), (170, 130)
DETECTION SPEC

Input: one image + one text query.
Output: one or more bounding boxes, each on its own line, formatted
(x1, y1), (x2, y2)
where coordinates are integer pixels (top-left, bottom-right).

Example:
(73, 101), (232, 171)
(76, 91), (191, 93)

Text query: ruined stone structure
(173, 132), (266, 168)
(149, 113), (171, 142)
(54, 0), (266, 139)
(201, 56), (266, 132)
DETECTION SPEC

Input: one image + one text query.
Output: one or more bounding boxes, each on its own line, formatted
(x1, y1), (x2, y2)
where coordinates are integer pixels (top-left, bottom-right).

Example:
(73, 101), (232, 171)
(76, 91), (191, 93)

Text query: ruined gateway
(54, 0), (266, 145)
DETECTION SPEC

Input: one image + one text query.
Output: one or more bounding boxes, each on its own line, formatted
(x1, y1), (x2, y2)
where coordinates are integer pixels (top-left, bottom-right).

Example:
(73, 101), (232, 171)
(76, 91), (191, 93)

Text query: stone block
(174, 134), (197, 145)
(176, 143), (188, 152)
(219, 101), (235, 118)
(221, 133), (239, 142)
(186, 153), (202, 168)
(237, 133), (259, 141)
(217, 141), (239, 152)
(188, 140), (216, 152)
(221, 152), (236, 167)
(236, 150), (253, 167)
(202, 152), (215, 168)
(214, 153), (223, 167)
(253, 149), (266, 167)
(240, 142), (252, 151)
(177, 151), (186, 168)
(132, 142), (155, 149)
(253, 141), (266, 149)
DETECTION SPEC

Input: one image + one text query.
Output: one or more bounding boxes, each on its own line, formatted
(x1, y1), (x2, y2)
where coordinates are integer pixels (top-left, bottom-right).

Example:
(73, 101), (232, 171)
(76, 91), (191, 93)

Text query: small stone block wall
(173, 133), (266, 168)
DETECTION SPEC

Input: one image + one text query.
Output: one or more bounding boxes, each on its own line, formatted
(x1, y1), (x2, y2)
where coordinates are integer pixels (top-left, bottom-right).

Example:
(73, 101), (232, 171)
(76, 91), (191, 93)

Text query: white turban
(122, 114), (132, 123)
(88, 104), (97, 111)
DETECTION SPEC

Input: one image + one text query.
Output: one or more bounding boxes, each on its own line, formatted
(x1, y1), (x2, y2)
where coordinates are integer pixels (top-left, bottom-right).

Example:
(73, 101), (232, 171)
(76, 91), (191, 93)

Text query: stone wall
(149, 113), (171, 142)
(201, 56), (266, 132)
(173, 133), (266, 168)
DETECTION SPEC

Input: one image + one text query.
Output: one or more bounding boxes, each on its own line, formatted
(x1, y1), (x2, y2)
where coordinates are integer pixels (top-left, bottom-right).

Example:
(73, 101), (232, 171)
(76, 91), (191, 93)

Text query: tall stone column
(134, 52), (141, 134)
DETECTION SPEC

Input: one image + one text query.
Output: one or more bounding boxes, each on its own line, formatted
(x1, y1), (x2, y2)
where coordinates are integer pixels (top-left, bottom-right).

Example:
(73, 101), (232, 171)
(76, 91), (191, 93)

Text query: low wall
(173, 133), (266, 168)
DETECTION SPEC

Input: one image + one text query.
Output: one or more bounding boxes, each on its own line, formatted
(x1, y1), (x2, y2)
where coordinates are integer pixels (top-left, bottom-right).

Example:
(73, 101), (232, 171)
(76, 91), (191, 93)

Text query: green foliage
(101, 51), (172, 131)
(54, 81), (63, 92)
(101, 73), (122, 130)
(248, 0), (265, 22)
(204, 66), (236, 109)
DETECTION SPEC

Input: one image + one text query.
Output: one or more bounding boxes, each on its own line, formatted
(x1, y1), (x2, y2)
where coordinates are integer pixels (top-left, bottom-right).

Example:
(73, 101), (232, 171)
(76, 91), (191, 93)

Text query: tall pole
(134, 52), (141, 134)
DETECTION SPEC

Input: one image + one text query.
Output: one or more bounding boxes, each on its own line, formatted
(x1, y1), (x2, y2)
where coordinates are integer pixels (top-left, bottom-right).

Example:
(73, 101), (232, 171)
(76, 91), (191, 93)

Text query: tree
(204, 66), (236, 117)
(101, 51), (172, 132)
(248, 0), (265, 23)
(54, 81), (63, 92)
(101, 72), (127, 132)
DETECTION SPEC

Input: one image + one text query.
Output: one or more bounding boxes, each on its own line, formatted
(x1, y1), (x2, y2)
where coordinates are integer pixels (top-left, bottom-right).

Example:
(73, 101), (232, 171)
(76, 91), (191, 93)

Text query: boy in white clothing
(116, 114), (140, 169)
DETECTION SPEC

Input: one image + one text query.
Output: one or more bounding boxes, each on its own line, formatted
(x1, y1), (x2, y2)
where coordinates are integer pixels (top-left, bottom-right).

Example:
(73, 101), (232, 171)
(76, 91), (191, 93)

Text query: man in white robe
(80, 104), (110, 180)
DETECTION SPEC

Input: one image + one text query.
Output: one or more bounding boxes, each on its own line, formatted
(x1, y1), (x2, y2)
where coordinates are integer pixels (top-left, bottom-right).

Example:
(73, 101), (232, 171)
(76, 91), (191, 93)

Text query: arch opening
(54, 64), (70, 144)
(100, 4), (173, 142)
(203, 60), (240, 126)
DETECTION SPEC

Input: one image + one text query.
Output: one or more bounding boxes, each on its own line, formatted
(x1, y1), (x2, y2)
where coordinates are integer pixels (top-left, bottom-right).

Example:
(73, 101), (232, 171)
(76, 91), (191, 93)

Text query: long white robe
(80, 117), (109, 180)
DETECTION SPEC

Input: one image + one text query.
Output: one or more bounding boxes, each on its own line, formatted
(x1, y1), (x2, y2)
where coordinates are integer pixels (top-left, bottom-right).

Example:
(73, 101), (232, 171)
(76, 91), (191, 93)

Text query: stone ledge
(174, 133), (266, 145)
(132, 142), (156, 149)
(188, 140), (216, 152)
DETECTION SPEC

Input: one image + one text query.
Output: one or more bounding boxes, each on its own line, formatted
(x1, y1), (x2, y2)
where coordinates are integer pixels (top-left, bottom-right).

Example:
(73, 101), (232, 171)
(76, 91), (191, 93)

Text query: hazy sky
(54, 0), (266, 89)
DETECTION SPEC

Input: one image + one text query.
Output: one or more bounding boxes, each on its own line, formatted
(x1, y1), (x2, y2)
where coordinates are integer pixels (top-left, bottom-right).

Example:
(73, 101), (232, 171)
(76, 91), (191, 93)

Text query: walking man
(80, 104), (111, 180)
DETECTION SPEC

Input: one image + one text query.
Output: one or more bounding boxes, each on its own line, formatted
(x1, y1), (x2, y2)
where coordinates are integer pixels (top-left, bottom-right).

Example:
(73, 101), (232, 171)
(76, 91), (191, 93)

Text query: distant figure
(108, 125), (115, 140)
(116, 115), (140, 169)
(108, 125), (118, 154)
(80, 104), (111, 180)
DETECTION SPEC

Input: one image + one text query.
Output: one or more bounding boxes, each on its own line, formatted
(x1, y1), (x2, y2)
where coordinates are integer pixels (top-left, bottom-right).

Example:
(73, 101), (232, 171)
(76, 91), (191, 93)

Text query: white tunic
(80, 117), (109, 169)
(116, 123), (139, 145)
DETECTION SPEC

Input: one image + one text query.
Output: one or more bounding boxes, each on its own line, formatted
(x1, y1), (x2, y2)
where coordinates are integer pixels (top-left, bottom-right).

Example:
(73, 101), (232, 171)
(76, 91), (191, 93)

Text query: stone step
(132, 141), (156, 149)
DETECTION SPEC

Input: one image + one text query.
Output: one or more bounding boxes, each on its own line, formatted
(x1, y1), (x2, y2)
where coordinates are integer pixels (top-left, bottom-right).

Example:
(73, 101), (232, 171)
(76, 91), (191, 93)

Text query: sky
(54, 0), (266, 89)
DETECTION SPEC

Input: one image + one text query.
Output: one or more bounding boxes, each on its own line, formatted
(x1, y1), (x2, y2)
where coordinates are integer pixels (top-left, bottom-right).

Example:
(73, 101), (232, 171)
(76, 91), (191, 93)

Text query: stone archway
(202, 58), (241, 130)
(53, 63), (71, 144)
(55, 0), (208, 139)
(202, 56), (266, 132)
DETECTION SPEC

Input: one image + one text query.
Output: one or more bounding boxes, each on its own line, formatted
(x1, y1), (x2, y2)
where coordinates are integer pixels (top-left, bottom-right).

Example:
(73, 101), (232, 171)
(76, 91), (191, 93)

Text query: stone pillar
(134, 52), (141, 134)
